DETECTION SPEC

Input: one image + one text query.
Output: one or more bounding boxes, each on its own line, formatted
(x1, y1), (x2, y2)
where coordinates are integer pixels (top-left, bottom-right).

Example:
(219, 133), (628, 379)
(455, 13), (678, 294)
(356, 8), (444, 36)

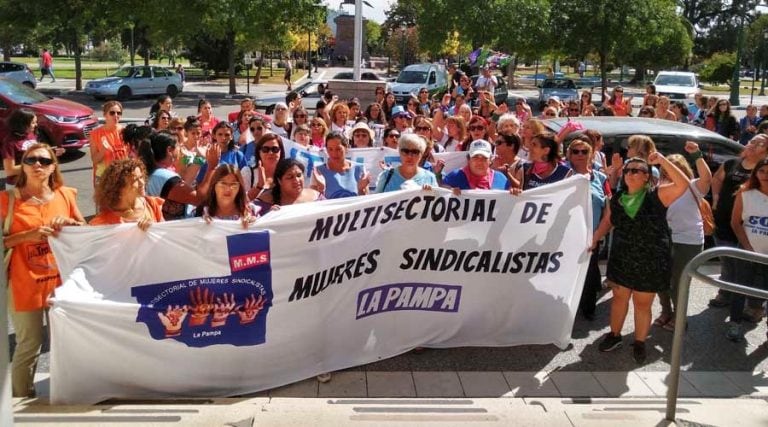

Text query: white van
(390, 63), (447, 104)
(653, 71), (701, 101)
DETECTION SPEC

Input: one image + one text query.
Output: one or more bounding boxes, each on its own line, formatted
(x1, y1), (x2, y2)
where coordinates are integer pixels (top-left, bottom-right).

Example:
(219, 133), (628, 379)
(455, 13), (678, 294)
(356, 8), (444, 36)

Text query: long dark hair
(532, 132), (561, 165)
(272, 158), (305, 205)
(122, 124), (153, 154)
(138, 132), (177, 174)
(255, 133), (286, 167)
(6, 108), (35, 136)
(149, 95), (172, 116)
(204, 164), (247, 217)
(212, 121), (236, 151)
(740, 158), (768, 193)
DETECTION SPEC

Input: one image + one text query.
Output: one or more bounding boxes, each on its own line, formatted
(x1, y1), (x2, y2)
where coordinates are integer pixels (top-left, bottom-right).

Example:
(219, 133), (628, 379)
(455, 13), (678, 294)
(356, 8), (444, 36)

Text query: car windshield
(397, 71), (427, 84)
(543, 80), (575, 89)
(655, 75), (694, 87)
(111, 67), (135, 78)
(334, 73), (352, 79)
(0, 79), (48, 104)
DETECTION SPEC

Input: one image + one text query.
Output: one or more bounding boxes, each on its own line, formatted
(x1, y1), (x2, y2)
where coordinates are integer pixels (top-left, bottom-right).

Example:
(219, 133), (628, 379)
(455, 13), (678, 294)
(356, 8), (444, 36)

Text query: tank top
(741, 189), (768, 254)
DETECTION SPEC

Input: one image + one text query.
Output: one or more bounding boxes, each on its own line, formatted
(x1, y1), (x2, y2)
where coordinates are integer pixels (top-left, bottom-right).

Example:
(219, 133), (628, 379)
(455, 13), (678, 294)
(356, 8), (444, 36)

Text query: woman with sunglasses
(515, 133), (572, 191)
(604, 86), (632, 117)
(462, 116), (490, 152)
(592, 152), (689, 364)
(417, 88), (431, 116)
(90, 158), (164, 230)
(141, 132), (220, 221)
(708, 99), (740, 141)
(200, 164), (260, 228)
(567, 139), (611, 320)
(382, 128), (401, 150)
(413, 117), (442, 152)
(492, 134), (523, 187)
(2, 109), (42, 189)
(197, 99), (220, 136)
(309, 117), (328, 148)
(245, 133), (286, 200)
(289, 107), (310, 140)
(311, 132), (371, 199)
(2, 144), (85, 397)
(151, 110), (172, 131)
(376, 133), (437, 193)
(90, 101), (128, 187)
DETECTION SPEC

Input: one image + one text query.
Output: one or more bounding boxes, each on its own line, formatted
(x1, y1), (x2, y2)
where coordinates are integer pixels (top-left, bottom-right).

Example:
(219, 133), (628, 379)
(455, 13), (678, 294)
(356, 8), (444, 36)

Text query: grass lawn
(11, 56), (303, 83)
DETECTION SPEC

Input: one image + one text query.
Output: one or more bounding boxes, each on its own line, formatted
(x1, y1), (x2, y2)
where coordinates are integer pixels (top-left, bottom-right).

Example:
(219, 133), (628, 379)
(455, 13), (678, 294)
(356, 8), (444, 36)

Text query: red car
(0, 77), (97, 150)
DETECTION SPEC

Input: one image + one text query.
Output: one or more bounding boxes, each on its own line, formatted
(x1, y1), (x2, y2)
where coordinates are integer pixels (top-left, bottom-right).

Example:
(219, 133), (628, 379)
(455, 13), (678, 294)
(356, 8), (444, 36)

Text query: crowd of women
(2, 79), (768, 397)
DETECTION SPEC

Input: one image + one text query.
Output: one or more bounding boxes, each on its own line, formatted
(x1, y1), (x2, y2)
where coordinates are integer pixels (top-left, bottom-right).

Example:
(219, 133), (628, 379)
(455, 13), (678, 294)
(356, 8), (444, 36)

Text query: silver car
(0, 61), (37, 88)
(85, 65), (183, 100)
(255, 79), (327, 114)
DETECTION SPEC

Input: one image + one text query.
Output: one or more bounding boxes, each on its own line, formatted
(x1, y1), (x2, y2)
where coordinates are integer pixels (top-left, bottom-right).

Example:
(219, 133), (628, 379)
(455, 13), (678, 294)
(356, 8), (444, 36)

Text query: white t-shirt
(741, 189), (768, 254)
(666, 179), (704, 245)
(476, 75), (497, 92)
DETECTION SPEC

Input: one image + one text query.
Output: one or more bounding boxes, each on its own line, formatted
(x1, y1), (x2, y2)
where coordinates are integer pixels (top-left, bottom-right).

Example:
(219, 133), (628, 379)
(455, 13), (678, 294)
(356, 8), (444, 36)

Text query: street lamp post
(307, 29), (312, 78)
(400, 25), (407, 70)
(730, 17), (744, 106)
(128, 21), (135, 67)
(760, 30), (768, 97)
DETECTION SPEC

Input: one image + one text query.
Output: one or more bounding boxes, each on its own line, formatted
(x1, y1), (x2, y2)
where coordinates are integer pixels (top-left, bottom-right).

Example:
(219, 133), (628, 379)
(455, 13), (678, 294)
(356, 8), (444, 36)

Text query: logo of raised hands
(157, 305), (188, 337)
(236, 294), (266, 325)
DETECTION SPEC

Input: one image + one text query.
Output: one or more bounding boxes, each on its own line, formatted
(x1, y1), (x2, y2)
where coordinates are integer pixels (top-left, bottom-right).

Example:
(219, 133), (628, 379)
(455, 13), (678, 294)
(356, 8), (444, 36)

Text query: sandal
(653, 314), (672, 327)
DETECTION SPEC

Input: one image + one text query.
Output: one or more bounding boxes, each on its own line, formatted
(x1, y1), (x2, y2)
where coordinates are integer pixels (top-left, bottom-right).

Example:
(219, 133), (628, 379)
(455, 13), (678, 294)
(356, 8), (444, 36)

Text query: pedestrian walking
(39, 48), (56, 82)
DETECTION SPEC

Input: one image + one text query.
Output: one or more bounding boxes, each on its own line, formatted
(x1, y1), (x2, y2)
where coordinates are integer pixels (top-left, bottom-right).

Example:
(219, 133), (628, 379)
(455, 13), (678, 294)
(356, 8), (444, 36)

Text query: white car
(0, 61), (36, 88)
(85, 66), (184, 100)
(255, 79), (327, 114)
(653, 71), (701, 101)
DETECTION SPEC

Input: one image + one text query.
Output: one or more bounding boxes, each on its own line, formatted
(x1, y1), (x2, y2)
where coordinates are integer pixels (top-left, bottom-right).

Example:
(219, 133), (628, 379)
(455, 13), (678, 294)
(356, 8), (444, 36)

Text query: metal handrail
(666, 247), (768, 421)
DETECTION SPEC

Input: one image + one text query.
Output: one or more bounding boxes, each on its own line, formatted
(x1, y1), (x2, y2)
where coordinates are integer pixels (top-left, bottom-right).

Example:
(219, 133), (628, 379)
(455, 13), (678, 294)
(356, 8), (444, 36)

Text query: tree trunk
(507, 57), (517, 89)
(144, 47), (150, 66)
(73, 32), (83, 91)
(253, 59), (262, 85)
(1, 45), (10, 61)
(634, 66), (644, 85)
(227, 32), (236, 95)
(600, 52), (608, 103)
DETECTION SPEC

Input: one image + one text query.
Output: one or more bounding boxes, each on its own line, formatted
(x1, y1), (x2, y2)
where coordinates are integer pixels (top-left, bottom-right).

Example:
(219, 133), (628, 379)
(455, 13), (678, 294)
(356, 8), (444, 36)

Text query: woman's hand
(311, 167), (326, 194)
(451, 187), (461, 196)
(241, 213), (257, 229)
(50, 215), (82, 232)
(422, 184), (433, 191)
(28, 225), (55, 241)
(358, 171), (371, 195)
(434, 159), (445, 175)
(647, 151), (665, 165)
(206, 142), (221, 167)
(509, 187), (522, 196)
(684, 140), (699, 153)
(137, 216), (153, 232)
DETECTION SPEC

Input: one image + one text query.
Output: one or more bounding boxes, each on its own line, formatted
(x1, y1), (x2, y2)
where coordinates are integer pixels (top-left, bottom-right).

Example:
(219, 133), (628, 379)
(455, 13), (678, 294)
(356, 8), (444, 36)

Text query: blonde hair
(627, 135), (657, 160)
(665, 154), (693, 179)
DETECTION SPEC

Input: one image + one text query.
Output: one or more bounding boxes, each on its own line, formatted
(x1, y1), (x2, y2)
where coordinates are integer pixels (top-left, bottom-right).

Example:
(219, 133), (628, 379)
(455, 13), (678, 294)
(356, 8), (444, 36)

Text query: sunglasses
(387, 134), (400, 138)
(400, 148), (421, 156)
(624, 167), (648, 175)
(415, 126), (431, 132)
(615, 90), (623, 93)
(250, 126), (264, 132)
(570, 149), (589, 155)
(260, 146), (281, 154)
(468, 125), (485, 131)
(108, 110), (122, 116)
(544, 113), (556, 117)
(310, 123), (323, 127)
(23, 156), (53, 166)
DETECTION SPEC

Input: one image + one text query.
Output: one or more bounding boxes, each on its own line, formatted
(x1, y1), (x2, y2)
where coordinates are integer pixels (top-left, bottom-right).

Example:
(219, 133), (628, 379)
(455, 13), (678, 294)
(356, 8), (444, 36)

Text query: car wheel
(117, 86), (132, 101)
(166, 85), (179, 98)
(265, 104), (275, 115)
(22, 81), (35, 89)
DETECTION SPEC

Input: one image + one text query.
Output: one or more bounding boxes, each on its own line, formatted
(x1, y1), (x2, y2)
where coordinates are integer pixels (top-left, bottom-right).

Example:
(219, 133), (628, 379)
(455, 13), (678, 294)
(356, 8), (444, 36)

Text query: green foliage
(699, 52), (736, 86)
(88, 40), (128, 66)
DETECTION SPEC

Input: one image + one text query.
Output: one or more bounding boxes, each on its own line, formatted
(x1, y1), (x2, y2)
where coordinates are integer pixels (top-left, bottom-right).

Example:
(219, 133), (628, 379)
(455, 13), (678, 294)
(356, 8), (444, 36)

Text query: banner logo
(131, 232), (273, 347)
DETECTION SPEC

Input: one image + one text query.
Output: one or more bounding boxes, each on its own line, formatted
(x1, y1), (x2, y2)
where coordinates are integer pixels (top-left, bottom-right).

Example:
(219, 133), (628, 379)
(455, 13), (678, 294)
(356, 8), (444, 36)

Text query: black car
(544, 117), (743, 173)
(471, 74), (508, 106)
(332, 72), (386, 81)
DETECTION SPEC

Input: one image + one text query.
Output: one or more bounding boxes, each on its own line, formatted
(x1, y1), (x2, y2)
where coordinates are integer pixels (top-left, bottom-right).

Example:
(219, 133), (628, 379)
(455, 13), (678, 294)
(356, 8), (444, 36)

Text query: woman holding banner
(592, 151), (689, 364)
(311, 132), (371, 199)
(514, 133), (572, 191)
(258, 158), (324, 208)
(200, 164), (260, 228)
(2, 144), (85, 397)
(90, 158), (164, 229)
(441, 140), (511, 191)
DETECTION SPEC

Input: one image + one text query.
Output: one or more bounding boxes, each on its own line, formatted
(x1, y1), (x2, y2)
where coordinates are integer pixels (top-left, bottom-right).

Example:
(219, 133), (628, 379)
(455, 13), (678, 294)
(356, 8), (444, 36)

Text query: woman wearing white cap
(441, 140), (510, 191)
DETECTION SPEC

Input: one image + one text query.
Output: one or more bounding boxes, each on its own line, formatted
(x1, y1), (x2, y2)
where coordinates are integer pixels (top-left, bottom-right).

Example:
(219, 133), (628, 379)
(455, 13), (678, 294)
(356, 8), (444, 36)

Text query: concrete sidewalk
(12, 369), (768, 425)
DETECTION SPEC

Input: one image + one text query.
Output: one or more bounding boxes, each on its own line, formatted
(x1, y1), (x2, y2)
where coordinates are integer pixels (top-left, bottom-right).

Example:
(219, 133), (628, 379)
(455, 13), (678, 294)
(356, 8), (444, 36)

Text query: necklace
(21, 188), (52, 205)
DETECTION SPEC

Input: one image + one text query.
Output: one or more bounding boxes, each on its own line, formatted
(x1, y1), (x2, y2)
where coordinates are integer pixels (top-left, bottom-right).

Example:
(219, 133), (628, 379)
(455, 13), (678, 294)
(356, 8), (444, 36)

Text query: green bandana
(619, 188), (647, 219)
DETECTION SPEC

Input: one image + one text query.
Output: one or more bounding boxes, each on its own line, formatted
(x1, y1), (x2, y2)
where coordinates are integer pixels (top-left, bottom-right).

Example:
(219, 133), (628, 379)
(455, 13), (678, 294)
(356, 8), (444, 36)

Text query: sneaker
(632, 341), (647, 364)
(726, 321), (743, 341)
(708, 294), (731, 308)
(598, 332), (623, 352)
(316, 373), (332, 383)
(743, 307), (764, 324)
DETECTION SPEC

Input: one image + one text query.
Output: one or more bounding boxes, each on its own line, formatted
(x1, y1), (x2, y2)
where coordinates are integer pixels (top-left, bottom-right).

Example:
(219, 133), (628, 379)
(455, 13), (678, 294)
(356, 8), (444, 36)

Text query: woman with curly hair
(707, 99), (740, 141)
(90, 158), (164, 230)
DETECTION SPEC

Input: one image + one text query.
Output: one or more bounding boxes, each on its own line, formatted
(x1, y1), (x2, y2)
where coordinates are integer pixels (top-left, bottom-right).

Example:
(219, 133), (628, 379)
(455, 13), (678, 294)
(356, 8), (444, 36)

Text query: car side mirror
(300, 90), (308, 97)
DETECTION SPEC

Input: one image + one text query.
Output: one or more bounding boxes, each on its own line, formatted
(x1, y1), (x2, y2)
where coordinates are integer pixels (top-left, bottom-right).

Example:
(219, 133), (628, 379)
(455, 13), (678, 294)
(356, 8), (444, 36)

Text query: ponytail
(139, 132), (177, 175)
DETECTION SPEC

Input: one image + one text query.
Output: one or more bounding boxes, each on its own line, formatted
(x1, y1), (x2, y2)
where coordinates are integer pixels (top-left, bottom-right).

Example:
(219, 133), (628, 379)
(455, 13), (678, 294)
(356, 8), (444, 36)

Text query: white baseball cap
(468, 140), (493, 158)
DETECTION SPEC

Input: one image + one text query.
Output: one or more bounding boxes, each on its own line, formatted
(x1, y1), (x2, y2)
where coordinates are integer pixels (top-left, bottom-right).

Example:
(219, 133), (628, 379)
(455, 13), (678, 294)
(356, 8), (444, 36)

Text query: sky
(323, 0), (392, 24)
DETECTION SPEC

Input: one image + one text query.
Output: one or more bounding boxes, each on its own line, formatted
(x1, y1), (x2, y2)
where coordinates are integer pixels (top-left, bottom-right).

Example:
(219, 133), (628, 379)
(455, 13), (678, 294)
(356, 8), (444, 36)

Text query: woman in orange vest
(90, 101), (128, 187)
(1, 143), (85, 397)
(90, 158), (164, 229)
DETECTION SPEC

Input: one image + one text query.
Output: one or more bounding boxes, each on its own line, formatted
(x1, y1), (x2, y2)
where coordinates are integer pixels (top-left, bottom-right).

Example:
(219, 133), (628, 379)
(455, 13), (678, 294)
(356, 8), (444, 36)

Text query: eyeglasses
(624, 167), (648, 175)
(387, 134), (400, 139)
(250, 126), (263, 132)
(581, 94), (590, 98)
(23, 156), (53, 166)
(570, 149), (590, 155)
(260, 146), (281, 154)
(310, 123), (323, 128)
(108, 110), (122, 116)
(215, 181), (240, 189)
(614, 90), (623, 93)
(419, 90), (428, 94)
(468, 125), (485, 131)
(544, 113), (556, 117)
(415, 126), (431, 132)
(400, 148), (421, 156)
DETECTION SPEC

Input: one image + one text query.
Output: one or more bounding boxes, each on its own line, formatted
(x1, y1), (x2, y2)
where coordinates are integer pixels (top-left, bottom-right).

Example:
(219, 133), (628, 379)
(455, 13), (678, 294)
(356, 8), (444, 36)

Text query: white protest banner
(48, 176), (591, 404)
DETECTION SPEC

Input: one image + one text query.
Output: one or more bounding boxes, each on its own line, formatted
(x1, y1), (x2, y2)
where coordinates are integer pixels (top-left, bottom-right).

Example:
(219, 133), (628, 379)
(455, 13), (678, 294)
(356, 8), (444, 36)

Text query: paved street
(7, 67), (768, 426)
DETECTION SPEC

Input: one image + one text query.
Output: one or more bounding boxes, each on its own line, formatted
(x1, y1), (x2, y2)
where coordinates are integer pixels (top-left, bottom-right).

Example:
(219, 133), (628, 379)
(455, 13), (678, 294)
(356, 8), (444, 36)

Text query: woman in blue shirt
(312, 131), (371, 199)
(376, 133), (437, 192)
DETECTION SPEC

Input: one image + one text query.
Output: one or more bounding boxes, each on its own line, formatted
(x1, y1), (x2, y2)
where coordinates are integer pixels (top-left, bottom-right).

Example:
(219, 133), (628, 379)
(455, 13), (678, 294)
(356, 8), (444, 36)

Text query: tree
(365, 20), (382, 56)
(699, 51), (737, 85)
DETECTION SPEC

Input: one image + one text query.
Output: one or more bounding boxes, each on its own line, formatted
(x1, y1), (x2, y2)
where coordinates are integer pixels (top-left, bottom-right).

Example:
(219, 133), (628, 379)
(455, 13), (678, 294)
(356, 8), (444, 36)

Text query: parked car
(0, 78), (97, 150)
(538, 78), (578, 106)
(255, 79), (327, 114)
(85, 66), (184, 100)
(470, 74), (508, 106)
(544, 116), (743, 173)
(653, 71), (701, 101)
(0, 61), (36, 88)
(390, 63), (448, 103)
